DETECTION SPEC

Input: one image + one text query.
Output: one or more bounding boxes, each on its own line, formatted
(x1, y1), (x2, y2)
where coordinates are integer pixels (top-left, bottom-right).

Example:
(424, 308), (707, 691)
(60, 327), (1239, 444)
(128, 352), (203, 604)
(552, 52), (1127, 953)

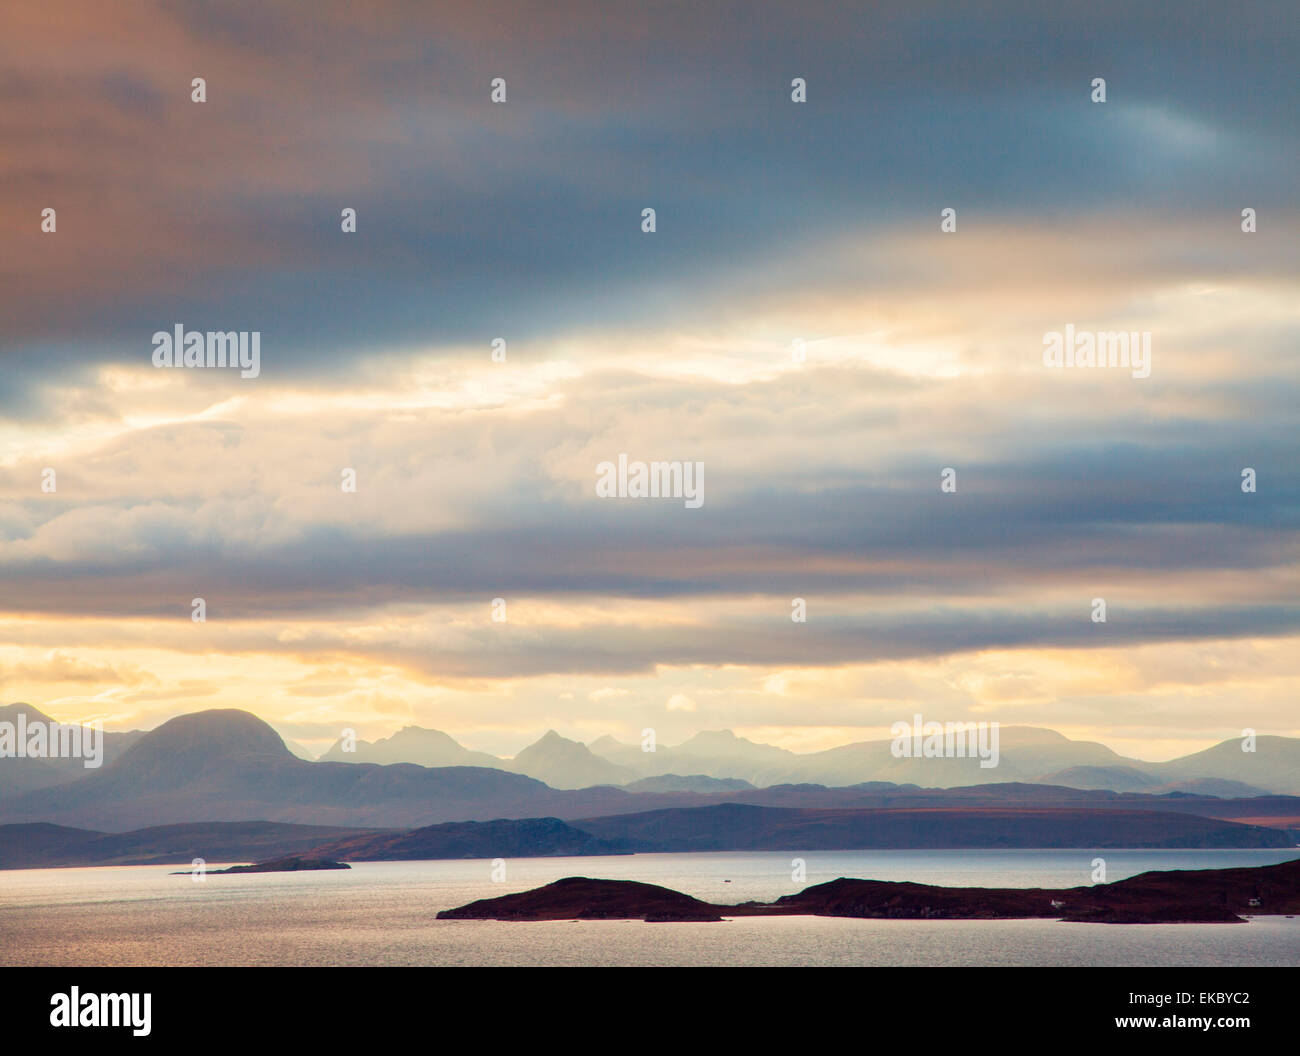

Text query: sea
(2, 849), (1298, 967)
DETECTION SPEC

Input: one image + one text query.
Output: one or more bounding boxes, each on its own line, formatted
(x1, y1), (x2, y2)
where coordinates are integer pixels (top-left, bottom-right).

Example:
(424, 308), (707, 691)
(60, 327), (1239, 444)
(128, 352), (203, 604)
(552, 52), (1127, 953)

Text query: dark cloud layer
(3, 0), (1298, 394)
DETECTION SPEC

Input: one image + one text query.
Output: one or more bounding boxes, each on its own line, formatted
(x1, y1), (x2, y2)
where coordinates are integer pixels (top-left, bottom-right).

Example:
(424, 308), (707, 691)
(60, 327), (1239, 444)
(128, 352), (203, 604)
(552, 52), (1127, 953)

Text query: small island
(440, 877), (725, 922)
(437, 857), (1300, 924)
(173, 855), (350, 875)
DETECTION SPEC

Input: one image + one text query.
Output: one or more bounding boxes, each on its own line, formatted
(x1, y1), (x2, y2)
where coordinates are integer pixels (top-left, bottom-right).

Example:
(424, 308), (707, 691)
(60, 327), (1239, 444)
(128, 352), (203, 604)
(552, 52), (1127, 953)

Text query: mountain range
(316, 716), (1300, 795)
(0, 707), (1297, 842)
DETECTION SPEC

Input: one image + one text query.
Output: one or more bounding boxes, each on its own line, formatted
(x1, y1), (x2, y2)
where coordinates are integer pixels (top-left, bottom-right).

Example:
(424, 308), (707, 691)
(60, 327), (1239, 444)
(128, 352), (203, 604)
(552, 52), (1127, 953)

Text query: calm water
(2, 849), (1298, 967)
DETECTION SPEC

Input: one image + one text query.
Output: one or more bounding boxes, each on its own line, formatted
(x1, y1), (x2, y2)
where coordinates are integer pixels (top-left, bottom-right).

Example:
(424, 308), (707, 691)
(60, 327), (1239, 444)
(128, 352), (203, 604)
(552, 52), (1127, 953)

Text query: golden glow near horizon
(4, 263), (1300, 757)
(5, 299), (1299, 760)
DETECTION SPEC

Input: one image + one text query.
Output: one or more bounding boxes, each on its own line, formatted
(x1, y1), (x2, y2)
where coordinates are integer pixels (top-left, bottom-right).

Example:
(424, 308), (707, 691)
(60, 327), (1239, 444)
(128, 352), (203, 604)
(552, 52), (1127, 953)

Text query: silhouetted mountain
(591, 729), (796, 780)
(586, 735), (626, 757)
(628, 726), (1300, 795)
(107, 708), (291, 787)
(313, 726), (639, 788)
(778, 726), (1135, 787)
(318, 725), (501, 768)
(1, 703), (52, 726)
(674, 729), (798, 767)
(587, 725), (1141, 787)
(0, 703), (144, 795)
(1151, 736), (1300, 795)
(145, 707), (1299, 795)
(589, 725), (1300, 793)
(3, 708), (1296, 839)
(510, 730), (635, 789)
(0, 709), (648, 830)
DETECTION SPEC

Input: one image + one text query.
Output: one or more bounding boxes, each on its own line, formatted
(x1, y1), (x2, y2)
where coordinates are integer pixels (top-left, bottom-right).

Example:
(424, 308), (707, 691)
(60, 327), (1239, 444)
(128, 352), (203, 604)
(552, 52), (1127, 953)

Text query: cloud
(2, 1), (1297, 754)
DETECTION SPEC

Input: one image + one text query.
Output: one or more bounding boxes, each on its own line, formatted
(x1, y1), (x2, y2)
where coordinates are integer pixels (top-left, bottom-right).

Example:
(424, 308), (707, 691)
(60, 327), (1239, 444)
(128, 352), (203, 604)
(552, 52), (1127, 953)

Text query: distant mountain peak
(110, 708), (293, 784)
(511, 729), (634, 789)
(389, 726), (461, 745)
(0, 702), (56, 724)
(684, 729), (738, 743)
(516, 730), (586, 757)
(675, 729), (794, 759)
(316, 723), (500, 768)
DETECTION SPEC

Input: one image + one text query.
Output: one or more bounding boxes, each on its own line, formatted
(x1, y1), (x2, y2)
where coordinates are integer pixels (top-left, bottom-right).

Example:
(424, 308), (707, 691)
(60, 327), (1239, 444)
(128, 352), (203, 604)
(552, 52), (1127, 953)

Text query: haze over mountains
(315, 713), (1299, 795)
(318, 725), (502, 770)
(5, 704), (1299, 811)
(1, 707), (1297, 845)
(0, 709), (625, 830)
(0, 704), (145, 796)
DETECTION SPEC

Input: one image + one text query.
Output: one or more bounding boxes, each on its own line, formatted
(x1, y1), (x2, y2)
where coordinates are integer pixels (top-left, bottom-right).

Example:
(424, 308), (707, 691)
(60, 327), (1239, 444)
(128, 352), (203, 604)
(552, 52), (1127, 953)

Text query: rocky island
(437, 857), (1300, 924)
(173, 855), (350, 875)
(441, 877), (726, 922)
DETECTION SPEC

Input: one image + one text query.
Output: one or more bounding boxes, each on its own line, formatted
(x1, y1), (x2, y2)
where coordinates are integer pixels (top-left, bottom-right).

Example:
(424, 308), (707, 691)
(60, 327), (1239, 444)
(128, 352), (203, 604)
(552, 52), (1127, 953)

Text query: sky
(1, 1), (1297, 760)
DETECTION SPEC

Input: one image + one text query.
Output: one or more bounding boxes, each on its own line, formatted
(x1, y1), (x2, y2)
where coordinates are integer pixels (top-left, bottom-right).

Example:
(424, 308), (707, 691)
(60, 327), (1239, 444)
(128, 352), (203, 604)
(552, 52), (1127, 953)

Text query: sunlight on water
(2, 850), (1297, 966)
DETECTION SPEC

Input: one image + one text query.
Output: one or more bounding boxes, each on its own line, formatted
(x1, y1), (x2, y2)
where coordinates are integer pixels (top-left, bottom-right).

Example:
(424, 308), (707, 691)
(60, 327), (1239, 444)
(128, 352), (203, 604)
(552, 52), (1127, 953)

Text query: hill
(572, 802), (1292, 850)
(0, 820), (379, 869)
(310, 816), (630, 861)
